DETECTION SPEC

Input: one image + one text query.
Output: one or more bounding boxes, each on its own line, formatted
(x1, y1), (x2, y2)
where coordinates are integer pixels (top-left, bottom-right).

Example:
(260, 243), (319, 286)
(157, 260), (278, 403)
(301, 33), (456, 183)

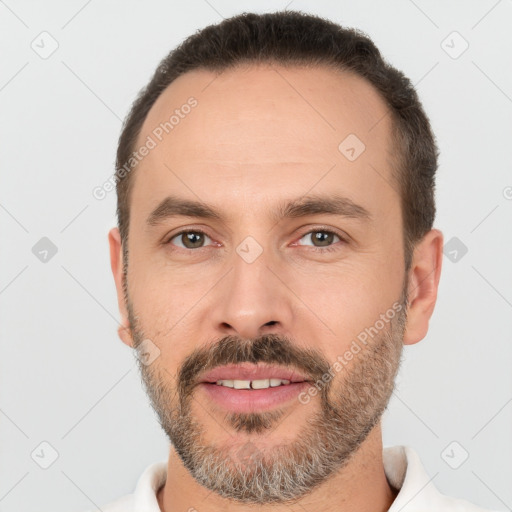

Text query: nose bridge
(212, 237), (292, 338)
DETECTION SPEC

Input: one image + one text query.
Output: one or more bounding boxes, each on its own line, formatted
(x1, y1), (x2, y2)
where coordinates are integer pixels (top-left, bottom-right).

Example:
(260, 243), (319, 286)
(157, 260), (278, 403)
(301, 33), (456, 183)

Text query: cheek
(291, 263), (400, 354)
(127, 272), (201, 364)
(129, 254), (204, 316)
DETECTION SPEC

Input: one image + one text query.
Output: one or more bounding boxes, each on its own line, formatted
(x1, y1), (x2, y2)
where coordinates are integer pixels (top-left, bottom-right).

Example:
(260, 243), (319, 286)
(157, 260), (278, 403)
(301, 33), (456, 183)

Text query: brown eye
(169, 231), (212, 249)
(298, 230), (341, 248)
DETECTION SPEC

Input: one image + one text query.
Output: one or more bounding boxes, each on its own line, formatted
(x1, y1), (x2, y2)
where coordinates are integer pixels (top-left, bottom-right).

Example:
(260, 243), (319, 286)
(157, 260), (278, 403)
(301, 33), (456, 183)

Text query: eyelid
(164, 226), (349, 251)
(165, 228), (215, 247)
(291, 231), (347, 254)
(293, 226), (349, 245)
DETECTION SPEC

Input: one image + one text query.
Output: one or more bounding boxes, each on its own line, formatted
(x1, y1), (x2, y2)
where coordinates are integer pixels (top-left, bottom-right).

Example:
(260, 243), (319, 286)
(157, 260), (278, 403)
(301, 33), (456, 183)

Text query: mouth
(197, 363), (312, 413)
(199, 363), (310, 385)
(212, 378), (295, 390)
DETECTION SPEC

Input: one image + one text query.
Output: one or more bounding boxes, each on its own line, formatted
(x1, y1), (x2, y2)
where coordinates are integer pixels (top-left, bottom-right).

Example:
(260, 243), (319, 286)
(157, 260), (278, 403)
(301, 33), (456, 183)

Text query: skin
(109, 63), (443, 512)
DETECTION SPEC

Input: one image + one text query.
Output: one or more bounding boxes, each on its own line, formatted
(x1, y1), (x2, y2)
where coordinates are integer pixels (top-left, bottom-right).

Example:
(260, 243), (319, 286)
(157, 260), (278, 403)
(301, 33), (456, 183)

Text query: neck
(157, 423), (398, 512)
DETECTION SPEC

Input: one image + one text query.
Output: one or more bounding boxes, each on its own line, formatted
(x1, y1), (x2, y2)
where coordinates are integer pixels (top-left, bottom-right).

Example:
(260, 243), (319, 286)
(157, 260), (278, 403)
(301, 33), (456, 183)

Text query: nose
(210, 246), (294, 341)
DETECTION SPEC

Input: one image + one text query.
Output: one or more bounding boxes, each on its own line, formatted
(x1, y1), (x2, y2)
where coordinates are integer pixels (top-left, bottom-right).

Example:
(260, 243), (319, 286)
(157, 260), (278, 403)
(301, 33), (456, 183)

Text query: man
(99, 10), (498, 512)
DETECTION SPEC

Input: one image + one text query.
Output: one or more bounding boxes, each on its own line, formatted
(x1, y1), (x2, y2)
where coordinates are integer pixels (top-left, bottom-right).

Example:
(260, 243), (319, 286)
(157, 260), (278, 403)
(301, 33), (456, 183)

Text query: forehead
(131, 63), (397, 225)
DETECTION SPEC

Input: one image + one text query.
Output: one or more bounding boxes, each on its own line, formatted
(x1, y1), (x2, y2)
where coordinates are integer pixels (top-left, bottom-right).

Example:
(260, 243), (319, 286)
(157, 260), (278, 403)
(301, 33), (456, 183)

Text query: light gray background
(1, 1), (511, 511)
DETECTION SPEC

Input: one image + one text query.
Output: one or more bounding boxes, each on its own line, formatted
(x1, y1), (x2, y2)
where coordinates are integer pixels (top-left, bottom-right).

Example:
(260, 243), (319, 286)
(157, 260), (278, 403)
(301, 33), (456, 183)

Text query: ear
(108, 227), (134, 348)
(403, 228), (444, 345)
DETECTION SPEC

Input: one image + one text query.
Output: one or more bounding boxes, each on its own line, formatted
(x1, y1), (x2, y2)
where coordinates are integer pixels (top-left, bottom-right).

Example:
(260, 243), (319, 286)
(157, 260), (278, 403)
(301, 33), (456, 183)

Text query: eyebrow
(146, 193), (372, 227)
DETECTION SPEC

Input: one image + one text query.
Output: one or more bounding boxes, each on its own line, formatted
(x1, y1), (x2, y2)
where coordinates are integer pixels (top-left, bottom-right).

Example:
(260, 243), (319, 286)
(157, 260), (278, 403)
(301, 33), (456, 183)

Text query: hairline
(122, 62), (406, 220)
(120, 60), (411, 271)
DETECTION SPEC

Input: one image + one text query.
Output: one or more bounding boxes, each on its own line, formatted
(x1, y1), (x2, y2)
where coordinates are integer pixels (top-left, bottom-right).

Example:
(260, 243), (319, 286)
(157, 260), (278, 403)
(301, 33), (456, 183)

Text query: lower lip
(199, 382), (311, 413)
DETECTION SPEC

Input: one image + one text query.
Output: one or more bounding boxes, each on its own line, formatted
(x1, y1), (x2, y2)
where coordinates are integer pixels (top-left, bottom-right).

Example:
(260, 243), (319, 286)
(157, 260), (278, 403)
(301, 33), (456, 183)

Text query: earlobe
(108, 227), (134, 348)
(117, 323), (134, 348)
(403, 229), (444, 346)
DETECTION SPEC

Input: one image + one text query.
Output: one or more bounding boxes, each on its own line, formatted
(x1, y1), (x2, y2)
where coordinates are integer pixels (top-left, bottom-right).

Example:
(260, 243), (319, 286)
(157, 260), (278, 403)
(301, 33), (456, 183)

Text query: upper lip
(199, 363), (310, 383)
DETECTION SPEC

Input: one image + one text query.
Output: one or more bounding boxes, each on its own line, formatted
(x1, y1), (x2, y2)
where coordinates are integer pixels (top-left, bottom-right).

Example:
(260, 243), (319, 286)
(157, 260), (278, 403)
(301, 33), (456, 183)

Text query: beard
(126, 281), (408, 505)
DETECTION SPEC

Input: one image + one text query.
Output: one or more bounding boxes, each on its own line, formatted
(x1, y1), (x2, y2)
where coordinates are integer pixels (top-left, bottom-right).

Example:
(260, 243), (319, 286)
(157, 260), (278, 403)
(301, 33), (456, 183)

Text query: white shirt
(89, 445), (499, 511)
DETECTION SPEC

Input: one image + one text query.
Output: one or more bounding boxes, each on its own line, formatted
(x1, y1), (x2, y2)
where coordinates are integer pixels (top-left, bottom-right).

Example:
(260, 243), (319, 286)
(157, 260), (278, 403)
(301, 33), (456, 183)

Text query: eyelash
(165, 228), (347, 253)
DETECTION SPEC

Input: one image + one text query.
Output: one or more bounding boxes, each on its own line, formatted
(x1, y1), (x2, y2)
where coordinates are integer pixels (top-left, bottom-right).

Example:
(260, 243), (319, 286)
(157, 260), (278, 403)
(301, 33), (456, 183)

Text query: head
(109, 10), (443, 504)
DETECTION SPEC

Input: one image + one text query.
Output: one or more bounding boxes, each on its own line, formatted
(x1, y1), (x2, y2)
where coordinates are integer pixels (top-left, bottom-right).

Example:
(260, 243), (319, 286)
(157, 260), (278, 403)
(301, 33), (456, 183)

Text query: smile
(215, 378), (291, 389)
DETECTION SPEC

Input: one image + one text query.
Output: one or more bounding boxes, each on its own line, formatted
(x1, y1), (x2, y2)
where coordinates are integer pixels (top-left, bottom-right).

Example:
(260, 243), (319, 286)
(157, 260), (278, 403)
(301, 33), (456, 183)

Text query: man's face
(121, 64), (409, 503)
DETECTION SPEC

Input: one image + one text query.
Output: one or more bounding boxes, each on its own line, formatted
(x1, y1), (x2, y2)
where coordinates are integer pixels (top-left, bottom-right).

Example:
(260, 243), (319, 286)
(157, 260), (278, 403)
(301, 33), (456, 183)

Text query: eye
(296, 229), (344, 251)
(168, 230), (213, 249)
(165, 228), (346, 252)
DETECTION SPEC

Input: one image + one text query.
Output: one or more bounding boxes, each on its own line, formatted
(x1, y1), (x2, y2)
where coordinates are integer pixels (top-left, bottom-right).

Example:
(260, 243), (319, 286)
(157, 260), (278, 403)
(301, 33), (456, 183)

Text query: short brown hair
(115, 11), (438, 271)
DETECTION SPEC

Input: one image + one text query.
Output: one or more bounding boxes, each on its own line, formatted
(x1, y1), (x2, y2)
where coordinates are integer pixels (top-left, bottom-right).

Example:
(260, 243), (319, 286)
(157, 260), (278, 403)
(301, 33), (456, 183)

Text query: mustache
(178, 333), (332, 398)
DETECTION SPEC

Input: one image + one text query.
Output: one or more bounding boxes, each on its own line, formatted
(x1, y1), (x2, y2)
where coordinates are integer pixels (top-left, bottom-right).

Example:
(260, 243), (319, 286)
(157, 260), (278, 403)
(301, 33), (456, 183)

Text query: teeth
(252, 379), (272, 389)
(233, 380), (251, 389)
(215, 379), (291, 389)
